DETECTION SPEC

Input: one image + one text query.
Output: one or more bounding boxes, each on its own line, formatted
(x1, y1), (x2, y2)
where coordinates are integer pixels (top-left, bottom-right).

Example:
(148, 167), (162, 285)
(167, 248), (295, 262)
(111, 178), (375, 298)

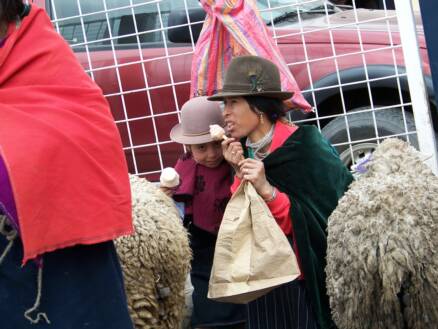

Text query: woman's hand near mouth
(222, 138), (245, 178)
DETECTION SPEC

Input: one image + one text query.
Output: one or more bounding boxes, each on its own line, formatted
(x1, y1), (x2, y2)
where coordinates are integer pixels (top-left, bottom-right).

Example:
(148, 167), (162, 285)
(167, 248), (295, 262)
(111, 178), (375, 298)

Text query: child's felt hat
(170, 96), (224, 145)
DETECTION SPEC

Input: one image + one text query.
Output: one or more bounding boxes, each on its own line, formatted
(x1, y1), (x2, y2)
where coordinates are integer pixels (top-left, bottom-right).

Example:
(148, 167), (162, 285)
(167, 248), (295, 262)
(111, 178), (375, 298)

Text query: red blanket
(0, 6), (133, 263)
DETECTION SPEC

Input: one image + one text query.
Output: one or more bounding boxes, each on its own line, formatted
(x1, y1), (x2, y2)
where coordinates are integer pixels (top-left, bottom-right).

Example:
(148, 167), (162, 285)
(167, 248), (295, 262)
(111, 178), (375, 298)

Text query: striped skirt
(246, 280), (318, 329)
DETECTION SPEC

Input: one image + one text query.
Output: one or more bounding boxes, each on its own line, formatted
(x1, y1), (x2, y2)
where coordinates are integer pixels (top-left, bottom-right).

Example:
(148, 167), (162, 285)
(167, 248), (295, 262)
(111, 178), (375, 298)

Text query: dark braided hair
(0, 0), (25, 24)
(243, 96), (286, 124)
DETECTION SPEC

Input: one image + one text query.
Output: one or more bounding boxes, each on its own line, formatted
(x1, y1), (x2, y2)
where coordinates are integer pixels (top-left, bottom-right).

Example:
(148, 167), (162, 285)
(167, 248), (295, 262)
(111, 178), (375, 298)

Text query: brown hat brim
(170, 123), (215, 145)
(207, 90), (293, 101)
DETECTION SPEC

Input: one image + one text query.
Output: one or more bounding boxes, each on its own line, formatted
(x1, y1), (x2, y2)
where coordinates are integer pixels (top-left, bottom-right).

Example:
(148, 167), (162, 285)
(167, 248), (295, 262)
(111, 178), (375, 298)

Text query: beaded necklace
(245, 124), (275, 160)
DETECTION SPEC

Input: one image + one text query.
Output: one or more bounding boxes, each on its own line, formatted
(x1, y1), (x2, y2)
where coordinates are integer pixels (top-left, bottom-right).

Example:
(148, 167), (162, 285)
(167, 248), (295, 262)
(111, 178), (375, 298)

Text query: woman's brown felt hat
(208, 56), (293, 101)
(170, 96), (224, 145)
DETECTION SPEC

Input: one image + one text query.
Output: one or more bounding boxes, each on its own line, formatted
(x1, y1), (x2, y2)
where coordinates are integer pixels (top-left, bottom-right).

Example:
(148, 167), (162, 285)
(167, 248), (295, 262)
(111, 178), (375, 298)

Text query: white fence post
(395, 0), (438, 174)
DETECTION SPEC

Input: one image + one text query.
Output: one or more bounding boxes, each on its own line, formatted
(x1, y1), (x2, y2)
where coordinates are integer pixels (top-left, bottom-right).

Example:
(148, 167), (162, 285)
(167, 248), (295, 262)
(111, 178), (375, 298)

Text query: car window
(50, 0), (200, 46)
(257, 0), (337, 25)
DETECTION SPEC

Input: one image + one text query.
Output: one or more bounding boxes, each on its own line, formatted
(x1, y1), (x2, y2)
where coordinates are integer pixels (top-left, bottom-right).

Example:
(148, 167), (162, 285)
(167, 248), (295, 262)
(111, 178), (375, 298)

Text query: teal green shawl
(245, 125), (353, 329)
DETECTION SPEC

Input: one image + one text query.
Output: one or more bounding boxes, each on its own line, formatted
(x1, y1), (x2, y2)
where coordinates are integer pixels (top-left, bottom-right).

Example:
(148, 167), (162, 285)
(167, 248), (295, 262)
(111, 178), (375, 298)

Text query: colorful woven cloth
(0, 6), (133, 263)
(191, 0), (312, 111)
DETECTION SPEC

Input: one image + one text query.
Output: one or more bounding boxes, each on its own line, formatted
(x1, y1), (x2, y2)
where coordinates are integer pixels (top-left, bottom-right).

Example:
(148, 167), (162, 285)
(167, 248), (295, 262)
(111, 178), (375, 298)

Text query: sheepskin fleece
(115, 175), (191, 329)
(326, 138), (438, 329)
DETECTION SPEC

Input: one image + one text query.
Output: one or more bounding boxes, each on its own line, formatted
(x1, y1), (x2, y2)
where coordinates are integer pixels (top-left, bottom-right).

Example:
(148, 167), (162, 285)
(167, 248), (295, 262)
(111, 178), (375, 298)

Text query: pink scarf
(191, 0), (312, 111)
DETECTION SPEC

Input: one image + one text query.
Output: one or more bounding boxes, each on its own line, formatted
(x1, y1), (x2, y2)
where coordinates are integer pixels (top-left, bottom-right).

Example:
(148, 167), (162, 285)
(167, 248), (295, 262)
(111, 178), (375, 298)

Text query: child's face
(189, 141), (224, 168)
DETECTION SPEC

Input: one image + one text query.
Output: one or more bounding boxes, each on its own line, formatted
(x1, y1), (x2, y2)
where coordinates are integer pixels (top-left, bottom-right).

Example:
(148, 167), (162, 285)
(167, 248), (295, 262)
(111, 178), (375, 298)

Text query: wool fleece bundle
(115, 175), (192, 329)
(326, 138), (438, 329)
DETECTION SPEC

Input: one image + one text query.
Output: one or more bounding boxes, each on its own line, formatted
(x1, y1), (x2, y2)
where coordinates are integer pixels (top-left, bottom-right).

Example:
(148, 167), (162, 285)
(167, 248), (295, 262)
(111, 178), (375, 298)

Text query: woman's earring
(259, 113), (264, 125)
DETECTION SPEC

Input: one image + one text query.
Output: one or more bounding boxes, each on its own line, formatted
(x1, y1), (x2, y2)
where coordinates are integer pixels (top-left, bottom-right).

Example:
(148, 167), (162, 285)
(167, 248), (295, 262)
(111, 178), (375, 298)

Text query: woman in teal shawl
(209, 55), (353, 329)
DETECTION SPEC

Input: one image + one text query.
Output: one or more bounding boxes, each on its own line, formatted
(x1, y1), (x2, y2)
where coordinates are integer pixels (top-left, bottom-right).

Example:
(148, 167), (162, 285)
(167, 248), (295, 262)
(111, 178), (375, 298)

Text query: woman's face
(222, 97), (259, 139)
(189, 141), (224, 168)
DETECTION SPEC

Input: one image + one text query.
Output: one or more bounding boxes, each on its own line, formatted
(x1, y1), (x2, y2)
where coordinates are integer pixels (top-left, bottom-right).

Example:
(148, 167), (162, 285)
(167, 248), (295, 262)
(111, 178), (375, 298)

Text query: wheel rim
(339, 142), (377, 170)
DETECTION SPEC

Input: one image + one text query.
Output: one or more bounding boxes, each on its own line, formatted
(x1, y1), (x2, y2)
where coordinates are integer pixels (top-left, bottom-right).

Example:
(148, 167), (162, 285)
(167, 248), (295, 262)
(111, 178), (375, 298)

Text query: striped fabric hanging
(191, 0), (312, 112)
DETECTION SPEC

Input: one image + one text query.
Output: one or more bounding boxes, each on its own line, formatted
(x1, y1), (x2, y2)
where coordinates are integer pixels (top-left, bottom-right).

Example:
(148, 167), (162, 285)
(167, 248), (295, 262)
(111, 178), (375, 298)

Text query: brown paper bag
(208, 182), (300, 304)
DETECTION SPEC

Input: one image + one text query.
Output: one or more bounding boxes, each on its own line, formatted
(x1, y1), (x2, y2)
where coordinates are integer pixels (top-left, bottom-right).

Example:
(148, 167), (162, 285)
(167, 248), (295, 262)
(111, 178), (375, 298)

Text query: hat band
(221, 83), (280, 93)
(182, 129), (210, 137)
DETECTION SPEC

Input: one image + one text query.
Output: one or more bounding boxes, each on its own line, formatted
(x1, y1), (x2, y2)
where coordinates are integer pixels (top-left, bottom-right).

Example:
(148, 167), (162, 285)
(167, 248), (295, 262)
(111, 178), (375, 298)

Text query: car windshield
(257, 0), (338, 26)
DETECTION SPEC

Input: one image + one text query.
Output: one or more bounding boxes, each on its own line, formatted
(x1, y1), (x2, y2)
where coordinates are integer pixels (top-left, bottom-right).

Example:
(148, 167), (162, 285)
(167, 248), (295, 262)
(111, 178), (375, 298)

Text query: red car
(35, 0), (433, 181)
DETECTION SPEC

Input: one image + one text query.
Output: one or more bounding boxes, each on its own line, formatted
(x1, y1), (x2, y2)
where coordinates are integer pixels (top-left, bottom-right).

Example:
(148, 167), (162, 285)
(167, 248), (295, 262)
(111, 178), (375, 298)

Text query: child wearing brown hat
(161, 96), (246, 329)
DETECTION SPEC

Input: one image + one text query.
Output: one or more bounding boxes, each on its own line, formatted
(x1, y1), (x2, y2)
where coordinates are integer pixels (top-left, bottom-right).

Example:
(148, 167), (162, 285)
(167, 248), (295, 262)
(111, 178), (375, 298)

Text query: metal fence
(44, 0), (438, 179)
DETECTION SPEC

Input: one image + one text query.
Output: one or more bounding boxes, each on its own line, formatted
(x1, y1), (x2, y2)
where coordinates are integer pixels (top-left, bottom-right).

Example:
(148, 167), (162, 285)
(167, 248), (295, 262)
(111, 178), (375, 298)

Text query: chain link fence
(42, 0), (437, 179)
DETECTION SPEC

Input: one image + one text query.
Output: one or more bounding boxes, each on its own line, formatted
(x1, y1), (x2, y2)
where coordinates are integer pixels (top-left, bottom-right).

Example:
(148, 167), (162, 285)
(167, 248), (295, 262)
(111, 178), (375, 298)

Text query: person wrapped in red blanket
(0, 2), (134, 328)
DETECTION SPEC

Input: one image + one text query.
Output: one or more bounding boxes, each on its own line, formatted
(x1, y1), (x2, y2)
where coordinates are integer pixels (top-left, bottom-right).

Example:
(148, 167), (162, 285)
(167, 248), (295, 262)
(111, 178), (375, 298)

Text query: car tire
(321, 107), (419, 168)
